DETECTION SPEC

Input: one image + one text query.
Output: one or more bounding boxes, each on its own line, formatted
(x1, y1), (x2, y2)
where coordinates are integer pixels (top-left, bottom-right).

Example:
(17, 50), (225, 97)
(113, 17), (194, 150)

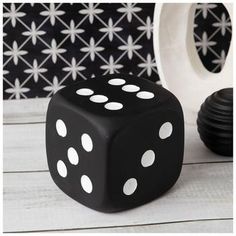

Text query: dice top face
(57, 74), (173, 117)
(46, 74), (184, 212)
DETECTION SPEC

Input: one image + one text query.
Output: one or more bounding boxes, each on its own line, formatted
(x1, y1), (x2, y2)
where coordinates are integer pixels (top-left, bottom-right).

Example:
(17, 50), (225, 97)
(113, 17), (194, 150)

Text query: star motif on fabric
(195, 32), (216, 56)
(22, 21), (46, 45)
(100, 55), (123, 74)
(63, 57), (86, 80)
(80, 37), (104, 62)
(4, 41), (28, 65)
(61, 20), (84, 43)
(99, 18), (122, 42)
(212, 13), (231, 36)
(43, 76), (65, 95)
(24, 59), (47, 82)
(196, 3), (217, 19)
(212, 50), (226, 72)
(137, 16), (153, 40)
(42, 39), (66, 63)
(118, 35), (142, 59)
(40, 3), (65, 26)
(79, 3), (103, 24)
(138, 54), (156, 76)
(5, 78), (30, 99)
(117, 3), (141, 22)
(3, 3), (26, 28)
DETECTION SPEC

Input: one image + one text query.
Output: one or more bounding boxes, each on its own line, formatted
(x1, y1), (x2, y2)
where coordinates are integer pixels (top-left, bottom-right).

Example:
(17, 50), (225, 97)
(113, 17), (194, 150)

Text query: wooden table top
(3, 98), (233, 233)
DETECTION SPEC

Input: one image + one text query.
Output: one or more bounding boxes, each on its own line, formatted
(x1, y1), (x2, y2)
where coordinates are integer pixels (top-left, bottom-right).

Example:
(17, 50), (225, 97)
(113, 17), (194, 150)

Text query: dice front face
(46, 74), (184, 212)
(46, 102), (110, 211)
(109, 108), (184, 211)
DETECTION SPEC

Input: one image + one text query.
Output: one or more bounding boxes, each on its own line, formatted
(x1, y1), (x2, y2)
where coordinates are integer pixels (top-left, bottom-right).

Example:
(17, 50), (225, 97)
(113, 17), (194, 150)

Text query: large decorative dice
(46, 74), (184, 212)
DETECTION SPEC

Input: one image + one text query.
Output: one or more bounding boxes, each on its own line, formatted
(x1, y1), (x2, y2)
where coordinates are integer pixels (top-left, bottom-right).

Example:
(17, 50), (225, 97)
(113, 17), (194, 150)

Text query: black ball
(197, 88), (233, 156)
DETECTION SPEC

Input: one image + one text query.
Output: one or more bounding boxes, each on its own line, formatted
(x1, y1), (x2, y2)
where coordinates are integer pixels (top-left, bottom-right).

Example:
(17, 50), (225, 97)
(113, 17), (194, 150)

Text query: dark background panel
(3, 3), (231, 100)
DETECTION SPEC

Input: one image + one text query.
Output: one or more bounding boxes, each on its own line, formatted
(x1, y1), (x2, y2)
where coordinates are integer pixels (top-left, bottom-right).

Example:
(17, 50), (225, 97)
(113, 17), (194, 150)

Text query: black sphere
(197, 88), (233, 156)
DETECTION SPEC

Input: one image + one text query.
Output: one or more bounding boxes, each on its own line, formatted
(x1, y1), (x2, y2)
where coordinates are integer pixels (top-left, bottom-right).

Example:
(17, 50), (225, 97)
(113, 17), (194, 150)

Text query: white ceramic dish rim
(153, 3), (233, 124)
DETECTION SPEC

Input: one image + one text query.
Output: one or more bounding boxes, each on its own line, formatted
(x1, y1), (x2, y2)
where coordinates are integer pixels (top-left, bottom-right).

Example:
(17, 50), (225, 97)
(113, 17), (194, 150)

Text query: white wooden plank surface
(65, 219), (233, 233)
(3, 123), (46, 172)
(3, 98), (49, 124)
(3, 163), (233, 232)
(3, 98), (233, 233)
(3, 122), (232, 172)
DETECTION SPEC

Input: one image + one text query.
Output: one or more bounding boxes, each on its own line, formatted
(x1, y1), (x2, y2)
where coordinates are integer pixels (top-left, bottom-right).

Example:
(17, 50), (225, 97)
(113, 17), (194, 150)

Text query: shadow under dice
(46, 74), (184, 212)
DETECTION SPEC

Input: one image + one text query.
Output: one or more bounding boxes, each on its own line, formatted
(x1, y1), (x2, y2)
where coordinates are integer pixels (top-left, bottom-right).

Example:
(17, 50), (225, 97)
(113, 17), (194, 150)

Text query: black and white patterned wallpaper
(3, 3), (232, 100)
(194, 3), (232, 73)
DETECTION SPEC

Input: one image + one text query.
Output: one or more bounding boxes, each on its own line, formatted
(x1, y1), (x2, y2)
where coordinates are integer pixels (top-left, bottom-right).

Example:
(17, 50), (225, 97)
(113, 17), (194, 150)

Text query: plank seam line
(3, 161), (233, 174)
(3, 121), (46, 125)
(4, 217), (233, 233)
(183, 160), (232, 165)
(3, 170), (49, 174)
(3, 121), (197, 127)
(2, 121), (198, 126)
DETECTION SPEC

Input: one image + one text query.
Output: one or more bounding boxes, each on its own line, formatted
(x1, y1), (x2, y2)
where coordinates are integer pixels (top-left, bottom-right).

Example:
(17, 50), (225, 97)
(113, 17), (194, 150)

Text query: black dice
(46, 74), (184, 212)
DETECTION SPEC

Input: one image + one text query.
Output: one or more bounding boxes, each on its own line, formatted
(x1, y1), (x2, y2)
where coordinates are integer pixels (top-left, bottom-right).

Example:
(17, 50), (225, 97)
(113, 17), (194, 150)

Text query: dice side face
(107, 97), (184, 212)
(46, 94), (110, 211)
